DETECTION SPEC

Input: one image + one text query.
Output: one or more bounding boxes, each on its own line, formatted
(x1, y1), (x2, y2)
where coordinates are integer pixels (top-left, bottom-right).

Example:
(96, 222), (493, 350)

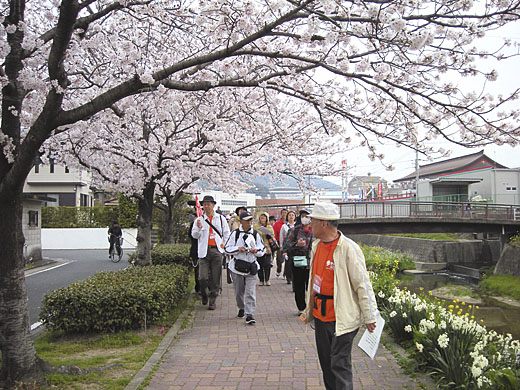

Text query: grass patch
(479, 274), (520, 301)
(35, 276), (195, 389)
(388, 233), (459, 241)
(435, 284), (479, 299)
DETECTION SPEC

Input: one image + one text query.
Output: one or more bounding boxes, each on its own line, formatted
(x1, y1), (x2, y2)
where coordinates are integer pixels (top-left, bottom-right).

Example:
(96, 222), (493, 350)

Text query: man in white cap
(225, 211), (265, 325)
(301, 202), (378, 390)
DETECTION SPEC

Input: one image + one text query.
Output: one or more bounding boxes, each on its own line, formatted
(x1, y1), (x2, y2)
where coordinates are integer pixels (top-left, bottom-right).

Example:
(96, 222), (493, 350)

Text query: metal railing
(336, 201), (520, 221)
(250, 201), (520, 221)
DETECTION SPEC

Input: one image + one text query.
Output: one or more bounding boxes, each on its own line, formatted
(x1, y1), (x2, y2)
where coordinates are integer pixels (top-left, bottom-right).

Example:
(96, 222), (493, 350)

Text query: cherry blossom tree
(1, 0), (520, 386)
(49, 87), (339, 265)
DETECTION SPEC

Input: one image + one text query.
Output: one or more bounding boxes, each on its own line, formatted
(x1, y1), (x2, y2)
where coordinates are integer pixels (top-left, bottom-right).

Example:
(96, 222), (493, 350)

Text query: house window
(80, 194), (89, 207)
(34, 164), (39, 173)
(65, 166), (69, 173)
(28, 210), (38, 227)
(50, 159), (54, 173)
(506, 186), (517, 191)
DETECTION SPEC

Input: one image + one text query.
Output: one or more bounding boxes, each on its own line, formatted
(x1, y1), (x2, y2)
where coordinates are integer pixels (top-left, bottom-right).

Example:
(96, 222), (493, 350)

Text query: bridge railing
(337, 201), (520, 220)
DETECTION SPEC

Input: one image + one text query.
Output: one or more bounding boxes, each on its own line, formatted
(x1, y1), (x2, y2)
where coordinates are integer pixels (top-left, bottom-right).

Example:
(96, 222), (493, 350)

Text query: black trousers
(315, 319), (359, 390)
(257, 254), (272, 282)
(284, 256), (293, 282)
(291, 265), (309, 311)
(109, 236), (121, 255)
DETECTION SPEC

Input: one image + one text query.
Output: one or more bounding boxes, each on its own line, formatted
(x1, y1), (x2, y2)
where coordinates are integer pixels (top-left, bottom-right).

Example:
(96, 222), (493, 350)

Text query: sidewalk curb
(124, 293), (198, 390)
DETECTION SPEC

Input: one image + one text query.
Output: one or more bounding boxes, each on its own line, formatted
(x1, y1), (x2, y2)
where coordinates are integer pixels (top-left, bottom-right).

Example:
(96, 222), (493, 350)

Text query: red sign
(195, 195), (203, 217)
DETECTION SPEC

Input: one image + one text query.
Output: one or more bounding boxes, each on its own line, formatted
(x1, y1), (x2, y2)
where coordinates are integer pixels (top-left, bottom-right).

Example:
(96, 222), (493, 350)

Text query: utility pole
(341, 159), (347, 201)
(415, 149), (420, 200)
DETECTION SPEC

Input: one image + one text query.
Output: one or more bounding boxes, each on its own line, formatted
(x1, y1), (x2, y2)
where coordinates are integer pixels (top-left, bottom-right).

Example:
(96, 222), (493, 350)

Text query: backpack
(234, 228), (259, 245)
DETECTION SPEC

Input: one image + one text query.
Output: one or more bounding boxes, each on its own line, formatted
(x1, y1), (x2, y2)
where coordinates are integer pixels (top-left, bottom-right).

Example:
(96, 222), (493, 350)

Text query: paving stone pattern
(146, 273), (426, 390)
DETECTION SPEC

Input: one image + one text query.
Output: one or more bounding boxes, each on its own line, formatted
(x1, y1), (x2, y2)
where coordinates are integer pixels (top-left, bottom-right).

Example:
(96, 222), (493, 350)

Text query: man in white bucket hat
(300, 202), (378, 390)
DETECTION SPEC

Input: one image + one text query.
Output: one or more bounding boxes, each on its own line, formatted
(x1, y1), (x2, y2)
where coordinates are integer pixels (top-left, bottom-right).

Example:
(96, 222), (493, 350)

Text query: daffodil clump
(375, 284), (520, 389)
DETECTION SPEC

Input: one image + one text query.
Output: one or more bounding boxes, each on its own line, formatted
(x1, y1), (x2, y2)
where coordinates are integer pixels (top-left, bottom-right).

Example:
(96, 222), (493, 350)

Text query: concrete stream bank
(349, 234), (501, 269)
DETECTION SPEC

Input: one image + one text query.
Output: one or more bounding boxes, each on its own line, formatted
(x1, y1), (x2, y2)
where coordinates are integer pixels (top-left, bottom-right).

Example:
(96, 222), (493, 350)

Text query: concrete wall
(42, 228), (137, 250)
(349, 234), (500, 265)
(494, 244), (520, 277)
(22, 199), (42, 261)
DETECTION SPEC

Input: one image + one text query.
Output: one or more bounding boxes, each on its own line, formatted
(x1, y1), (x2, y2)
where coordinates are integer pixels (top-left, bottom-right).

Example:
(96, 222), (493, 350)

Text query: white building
(22, 194), (55, 261)
(395, 150), (520, 205)
(24, 161), (94, 207)
(195, 191), (256, 215)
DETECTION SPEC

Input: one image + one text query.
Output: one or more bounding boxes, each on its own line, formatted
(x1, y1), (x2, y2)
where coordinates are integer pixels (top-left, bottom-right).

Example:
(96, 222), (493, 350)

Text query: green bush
(509, 232), (520, 248)
(151, 243), (192, 267)
(39, 264), (189, 334)
(42, 206), (122, 228)
(362, 245), (416, 271)
(117, 194), (139, 228)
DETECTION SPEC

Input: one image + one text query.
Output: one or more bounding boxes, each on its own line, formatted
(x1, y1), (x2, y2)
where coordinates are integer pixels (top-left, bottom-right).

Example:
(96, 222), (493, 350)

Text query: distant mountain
(244, 174), (341, 198)
(195, 174), (341, 198)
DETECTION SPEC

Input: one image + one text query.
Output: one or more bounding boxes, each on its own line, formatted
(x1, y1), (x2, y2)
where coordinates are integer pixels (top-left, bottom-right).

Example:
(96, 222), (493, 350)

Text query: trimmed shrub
(39, 264), (189, 334)
(151, 243), (192, 267)
(42, 206), (121, 228)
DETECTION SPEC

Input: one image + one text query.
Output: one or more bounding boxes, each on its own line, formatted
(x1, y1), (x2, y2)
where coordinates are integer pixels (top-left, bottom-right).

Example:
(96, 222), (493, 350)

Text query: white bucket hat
(309, 202), (340, 221)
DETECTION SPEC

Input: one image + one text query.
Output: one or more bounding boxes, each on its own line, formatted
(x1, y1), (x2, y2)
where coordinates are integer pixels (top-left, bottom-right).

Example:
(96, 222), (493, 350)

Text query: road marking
(26, 260), (73, 277)
(31, 321), (42, 331)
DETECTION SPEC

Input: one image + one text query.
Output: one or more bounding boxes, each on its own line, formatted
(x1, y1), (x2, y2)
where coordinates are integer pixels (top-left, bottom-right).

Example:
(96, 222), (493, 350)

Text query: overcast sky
(324, 20), (520, 185)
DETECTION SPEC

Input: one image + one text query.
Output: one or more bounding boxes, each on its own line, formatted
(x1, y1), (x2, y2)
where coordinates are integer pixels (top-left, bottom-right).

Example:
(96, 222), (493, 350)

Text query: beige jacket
(303, 232), (378, 336)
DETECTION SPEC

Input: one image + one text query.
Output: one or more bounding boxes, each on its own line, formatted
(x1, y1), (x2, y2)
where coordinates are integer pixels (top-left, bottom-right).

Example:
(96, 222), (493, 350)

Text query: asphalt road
(25, 249), (133, 330)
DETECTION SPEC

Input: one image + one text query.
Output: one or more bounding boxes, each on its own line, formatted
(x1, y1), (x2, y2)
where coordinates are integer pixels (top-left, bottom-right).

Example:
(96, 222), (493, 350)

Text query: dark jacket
(283, 224), (313, 259)
(108, 225), (122, 237)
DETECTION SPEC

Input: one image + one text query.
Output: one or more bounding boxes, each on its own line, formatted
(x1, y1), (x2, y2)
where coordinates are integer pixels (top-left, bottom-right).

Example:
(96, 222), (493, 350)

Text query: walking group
(190, 195), (378, 390)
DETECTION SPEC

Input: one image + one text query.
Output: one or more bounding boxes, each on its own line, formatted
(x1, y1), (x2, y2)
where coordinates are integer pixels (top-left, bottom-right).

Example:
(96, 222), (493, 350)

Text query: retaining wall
(494, 244), (520, 277)
(348, 234), (500, 265)
(42, 228), (137, 250)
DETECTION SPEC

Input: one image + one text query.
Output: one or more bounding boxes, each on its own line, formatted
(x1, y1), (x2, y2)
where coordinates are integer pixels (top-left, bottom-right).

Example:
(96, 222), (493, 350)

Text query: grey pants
(230, 271), (257, 316)
(315, 319), (359, 390)
(198, 247), (223, 304)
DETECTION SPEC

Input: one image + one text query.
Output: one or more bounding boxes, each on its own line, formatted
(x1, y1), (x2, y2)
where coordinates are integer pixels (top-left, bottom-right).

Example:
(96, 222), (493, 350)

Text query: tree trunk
(0, 191), (45, 387)
(162, 213), (175, 244)
(135, 183), (155, 266)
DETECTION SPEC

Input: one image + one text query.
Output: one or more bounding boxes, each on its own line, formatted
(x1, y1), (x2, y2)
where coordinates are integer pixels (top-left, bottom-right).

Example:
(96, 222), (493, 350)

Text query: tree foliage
(2, 0), (520, 386)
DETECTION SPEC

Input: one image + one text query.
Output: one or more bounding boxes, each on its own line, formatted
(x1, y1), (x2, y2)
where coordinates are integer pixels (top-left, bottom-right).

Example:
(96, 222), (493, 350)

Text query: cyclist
(108, 221), (123, 258)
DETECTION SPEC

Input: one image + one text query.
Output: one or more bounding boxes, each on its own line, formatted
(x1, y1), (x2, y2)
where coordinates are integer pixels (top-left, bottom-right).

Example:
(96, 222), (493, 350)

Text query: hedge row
(42, 195), (138, 228)
(39, 264), (189, 334)
(42, 206), (120, 228)
(151, 243), (192, 267)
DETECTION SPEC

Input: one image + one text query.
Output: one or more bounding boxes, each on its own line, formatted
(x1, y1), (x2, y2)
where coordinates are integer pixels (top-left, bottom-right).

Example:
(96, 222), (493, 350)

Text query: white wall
(42, 228), (137, 250)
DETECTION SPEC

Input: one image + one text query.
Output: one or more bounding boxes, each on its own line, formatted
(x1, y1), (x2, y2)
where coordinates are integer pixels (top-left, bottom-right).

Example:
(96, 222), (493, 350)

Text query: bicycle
(109, 235), (124, 263)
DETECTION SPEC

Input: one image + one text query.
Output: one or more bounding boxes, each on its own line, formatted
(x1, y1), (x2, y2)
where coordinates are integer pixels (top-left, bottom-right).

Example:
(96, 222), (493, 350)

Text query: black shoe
(208, 303), (216, 310)
(237, 309), (245, 318)
(245, 315), (256, 325)
(201, 296), (208, 305)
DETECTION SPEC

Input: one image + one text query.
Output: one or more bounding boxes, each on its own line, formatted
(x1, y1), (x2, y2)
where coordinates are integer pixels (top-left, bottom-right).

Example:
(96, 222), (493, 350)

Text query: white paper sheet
(357, 314), (385, 360)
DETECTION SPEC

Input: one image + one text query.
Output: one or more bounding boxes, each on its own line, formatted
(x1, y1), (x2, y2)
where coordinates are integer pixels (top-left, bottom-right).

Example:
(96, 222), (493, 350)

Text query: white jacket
(191, 213), (230, 258)
(225, 227), (265, 275)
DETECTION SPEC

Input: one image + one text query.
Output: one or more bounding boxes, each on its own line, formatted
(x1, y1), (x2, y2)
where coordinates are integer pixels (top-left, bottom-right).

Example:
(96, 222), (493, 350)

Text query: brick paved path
(146, 273), (427, 390)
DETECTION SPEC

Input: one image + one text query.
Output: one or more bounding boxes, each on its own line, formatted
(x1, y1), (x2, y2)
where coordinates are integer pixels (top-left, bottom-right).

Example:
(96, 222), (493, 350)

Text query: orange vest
(312, 237), (339, 322)
(207, 216), (217, 247)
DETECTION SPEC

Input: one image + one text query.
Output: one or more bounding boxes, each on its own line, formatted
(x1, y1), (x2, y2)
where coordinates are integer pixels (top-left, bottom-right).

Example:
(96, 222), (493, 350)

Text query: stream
(396, 272), (520, 340)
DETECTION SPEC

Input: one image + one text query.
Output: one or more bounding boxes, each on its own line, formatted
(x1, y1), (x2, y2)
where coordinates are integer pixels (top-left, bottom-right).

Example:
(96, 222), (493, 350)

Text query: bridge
(336, 201), (520, 235)
(254, 201), (520, 236)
